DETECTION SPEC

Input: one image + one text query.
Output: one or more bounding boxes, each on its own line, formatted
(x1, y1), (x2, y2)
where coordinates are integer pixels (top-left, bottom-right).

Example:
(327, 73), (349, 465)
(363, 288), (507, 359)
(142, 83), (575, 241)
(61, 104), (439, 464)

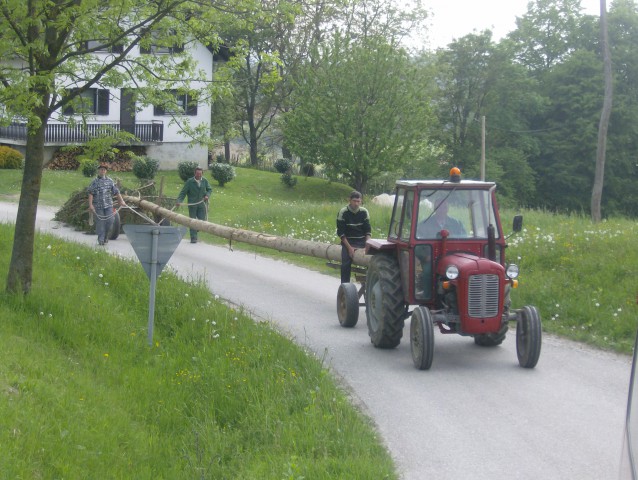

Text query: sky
(420, 0), (604, 50)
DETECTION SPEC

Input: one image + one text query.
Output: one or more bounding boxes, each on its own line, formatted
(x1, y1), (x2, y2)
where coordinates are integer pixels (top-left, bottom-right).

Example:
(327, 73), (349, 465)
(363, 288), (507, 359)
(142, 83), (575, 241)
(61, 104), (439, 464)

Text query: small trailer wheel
(337, 282), (360, 328)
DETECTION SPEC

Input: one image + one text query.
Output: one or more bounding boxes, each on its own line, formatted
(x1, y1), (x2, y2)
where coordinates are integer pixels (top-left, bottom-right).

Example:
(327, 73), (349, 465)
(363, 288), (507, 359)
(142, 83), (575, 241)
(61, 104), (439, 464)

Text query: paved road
(1, 202), (632, 479)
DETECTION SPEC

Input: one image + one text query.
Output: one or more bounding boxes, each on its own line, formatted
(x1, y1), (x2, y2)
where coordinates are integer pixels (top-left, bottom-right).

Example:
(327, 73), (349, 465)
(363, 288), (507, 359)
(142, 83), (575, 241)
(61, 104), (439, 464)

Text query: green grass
(0, 225), (396, 479)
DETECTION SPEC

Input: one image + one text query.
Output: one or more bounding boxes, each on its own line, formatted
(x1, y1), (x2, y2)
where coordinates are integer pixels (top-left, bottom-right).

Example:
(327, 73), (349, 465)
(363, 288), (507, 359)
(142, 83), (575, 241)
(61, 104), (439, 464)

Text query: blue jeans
(341, 239), (366, 283)
(95, 207), (114, 244)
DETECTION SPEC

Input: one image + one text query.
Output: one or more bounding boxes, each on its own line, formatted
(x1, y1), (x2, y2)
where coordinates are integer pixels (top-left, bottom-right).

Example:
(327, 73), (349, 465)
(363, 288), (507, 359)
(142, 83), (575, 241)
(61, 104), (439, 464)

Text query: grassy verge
(0, 225), (396, 479)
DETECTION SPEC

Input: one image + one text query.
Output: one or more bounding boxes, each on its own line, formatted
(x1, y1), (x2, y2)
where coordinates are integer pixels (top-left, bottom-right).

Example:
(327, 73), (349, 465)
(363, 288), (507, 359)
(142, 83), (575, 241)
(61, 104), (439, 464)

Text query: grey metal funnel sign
(123, 225), (186, 279)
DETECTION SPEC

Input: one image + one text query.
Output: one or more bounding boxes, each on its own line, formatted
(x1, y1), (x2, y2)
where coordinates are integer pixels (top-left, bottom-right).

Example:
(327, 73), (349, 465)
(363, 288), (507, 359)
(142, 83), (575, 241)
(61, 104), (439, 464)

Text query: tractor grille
(467, 274), (500, 318)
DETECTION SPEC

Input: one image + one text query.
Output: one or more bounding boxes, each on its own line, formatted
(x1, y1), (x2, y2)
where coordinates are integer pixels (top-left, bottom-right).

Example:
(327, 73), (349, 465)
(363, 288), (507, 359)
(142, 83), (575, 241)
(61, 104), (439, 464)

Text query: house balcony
(0, 121), (163, 146)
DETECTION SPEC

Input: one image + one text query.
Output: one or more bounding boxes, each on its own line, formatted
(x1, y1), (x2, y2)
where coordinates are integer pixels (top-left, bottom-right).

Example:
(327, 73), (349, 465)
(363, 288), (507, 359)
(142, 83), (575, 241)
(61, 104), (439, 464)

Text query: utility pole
(481, 116), (486, 181)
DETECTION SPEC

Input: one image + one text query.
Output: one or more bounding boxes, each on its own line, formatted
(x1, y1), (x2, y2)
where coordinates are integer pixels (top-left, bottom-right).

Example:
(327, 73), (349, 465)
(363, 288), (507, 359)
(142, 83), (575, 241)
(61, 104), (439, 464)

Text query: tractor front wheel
(337, 282), (360, 328)
(410, 306), (434, 370)
(365, 254), (405, 348)
(516, 306), (542, 368)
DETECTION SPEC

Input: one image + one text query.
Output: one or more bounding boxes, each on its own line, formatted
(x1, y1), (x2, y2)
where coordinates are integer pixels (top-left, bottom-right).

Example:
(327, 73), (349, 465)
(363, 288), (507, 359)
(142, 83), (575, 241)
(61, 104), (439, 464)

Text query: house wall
(147, 142), (208, 169)
(42, 41), (214, 168)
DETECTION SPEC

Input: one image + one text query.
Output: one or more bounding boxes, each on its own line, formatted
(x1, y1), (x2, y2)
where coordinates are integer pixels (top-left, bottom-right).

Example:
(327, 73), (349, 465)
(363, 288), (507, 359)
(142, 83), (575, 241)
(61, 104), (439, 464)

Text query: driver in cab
(417, 198), (466, 239)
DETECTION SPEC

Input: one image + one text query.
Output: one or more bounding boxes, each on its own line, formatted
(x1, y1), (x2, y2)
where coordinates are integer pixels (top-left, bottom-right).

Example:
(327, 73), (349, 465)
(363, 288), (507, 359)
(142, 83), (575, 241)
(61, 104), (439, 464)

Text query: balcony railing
(0, 121), (163, 144)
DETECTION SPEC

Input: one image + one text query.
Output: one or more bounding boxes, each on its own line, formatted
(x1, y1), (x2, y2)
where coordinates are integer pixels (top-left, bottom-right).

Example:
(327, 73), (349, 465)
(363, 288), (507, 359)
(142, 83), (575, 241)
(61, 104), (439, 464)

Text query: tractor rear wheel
(474, 323), (509, 347)
(516, 306), (542, 368)
(410, 306), (434, 370)
(337, 282), (360, 328)
(365, 254), (405, 348)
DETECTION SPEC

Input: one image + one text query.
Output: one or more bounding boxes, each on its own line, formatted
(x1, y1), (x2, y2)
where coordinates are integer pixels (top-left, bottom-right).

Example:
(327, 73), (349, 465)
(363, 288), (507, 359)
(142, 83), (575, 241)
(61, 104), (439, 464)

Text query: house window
(86, 40), (124, 54)
(140, 31), (184, 54)
(154, 91), (197, 116)
(63, 89), (110, 116)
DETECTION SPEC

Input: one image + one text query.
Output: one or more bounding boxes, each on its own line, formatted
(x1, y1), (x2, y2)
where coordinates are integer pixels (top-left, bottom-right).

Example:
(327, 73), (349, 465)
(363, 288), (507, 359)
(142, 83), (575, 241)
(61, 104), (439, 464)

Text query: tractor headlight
(506, 264), (519, 279)
(445, 265), (459, 280)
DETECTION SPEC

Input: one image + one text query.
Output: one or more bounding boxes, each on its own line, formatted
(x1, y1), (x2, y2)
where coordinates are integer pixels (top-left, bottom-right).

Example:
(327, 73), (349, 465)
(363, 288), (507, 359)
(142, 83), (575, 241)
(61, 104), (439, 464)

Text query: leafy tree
(284, 34), (434, 193)
(0, 0), (233, 294)
(508, 0), (585, 74)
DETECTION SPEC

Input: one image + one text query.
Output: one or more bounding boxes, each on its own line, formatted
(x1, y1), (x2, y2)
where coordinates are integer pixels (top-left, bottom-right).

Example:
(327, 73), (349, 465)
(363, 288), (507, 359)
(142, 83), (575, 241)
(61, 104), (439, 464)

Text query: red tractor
(337, 168), (541, 370)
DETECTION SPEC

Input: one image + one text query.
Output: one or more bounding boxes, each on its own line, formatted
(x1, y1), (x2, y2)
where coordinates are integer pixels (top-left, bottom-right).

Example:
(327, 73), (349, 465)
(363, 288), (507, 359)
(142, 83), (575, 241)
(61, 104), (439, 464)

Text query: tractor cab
(385, 171), (520, 308)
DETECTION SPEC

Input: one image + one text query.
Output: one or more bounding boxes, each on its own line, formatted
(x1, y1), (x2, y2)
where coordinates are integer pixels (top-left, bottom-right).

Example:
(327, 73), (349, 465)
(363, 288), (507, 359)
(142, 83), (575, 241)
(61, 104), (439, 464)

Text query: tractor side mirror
(512, 215), (523, 233)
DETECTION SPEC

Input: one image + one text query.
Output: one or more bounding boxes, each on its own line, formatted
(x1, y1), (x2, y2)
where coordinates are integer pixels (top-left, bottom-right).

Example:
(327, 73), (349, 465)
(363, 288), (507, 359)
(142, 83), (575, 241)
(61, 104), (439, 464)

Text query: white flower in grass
(46, 245), (51, 250)
(555, 304), (560, 308)
(184, 293), (189, 297)
(98, 273), (103, 278)
(595, 303), (600, 307)
(104, 282), (109, 286)
(40, 312), (44, 316)
(48, 313), (53, 318)
(192, 317), (196, 322)
(76, 256), (80, 260)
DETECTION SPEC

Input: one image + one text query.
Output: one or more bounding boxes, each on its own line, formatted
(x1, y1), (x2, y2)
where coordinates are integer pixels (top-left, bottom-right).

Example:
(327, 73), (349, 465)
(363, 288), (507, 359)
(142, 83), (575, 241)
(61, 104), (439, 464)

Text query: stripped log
(122, 196), (371, 267)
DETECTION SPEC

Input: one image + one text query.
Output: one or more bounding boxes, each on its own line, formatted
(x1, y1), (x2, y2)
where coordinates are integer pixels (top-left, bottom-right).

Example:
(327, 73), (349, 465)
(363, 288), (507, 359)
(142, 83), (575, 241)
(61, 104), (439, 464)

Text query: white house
(0, 40), (220, 169)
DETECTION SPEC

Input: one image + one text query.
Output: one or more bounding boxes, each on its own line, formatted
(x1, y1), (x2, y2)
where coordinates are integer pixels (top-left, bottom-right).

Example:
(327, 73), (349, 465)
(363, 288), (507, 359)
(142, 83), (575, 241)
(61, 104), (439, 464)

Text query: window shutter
(186, 95), (198, 116)
(154, 105), (165, 116)
(97, 89), (110, 115)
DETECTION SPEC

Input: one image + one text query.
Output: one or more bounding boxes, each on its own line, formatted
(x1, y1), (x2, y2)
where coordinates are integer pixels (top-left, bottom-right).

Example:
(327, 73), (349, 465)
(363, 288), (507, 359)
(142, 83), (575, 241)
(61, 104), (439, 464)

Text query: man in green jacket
(176, 167), (212, 243)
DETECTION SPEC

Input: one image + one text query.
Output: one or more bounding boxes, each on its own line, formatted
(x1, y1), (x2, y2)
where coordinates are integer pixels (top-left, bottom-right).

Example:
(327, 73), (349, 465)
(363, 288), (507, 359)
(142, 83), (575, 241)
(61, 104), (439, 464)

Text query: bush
(79, 157), (98, 177)
(178, 161), (200, 181)
(273, 158), (292, 174)
(210, 163), (236, 187)
(0, 146), (24, 169)
(281, 172), (297, 188)
(132, 156), (160, 181)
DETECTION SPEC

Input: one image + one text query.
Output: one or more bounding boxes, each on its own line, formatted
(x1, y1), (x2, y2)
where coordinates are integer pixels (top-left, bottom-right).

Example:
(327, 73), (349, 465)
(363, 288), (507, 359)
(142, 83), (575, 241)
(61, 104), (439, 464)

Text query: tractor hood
(437, 252), (505, 277)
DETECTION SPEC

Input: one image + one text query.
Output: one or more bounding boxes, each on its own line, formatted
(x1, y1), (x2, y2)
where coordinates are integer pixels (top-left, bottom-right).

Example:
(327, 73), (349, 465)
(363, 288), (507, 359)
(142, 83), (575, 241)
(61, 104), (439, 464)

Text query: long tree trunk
(591, 0), (613, 223)
(123, 196), (372, 267)
(6, 118), (47, 293)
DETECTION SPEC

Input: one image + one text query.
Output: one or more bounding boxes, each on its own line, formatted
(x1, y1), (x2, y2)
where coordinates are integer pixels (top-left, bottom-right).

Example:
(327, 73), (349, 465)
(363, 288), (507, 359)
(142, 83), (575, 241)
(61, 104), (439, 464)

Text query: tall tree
(509, 0), (584, 74)
(591, 0), (613, 222)
(0, 0), (233, 294)
(283, 34), (434, 193)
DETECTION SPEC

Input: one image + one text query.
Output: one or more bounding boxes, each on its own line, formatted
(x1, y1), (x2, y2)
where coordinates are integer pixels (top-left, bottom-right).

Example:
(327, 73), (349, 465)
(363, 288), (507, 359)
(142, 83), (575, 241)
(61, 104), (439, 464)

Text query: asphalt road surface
(1, 202), (632, 480)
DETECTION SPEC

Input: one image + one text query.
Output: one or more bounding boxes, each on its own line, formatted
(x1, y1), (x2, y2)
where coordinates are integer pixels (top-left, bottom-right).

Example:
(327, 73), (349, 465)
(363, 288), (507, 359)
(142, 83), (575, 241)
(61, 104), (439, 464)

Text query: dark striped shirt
(336, 206), (371, 242)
